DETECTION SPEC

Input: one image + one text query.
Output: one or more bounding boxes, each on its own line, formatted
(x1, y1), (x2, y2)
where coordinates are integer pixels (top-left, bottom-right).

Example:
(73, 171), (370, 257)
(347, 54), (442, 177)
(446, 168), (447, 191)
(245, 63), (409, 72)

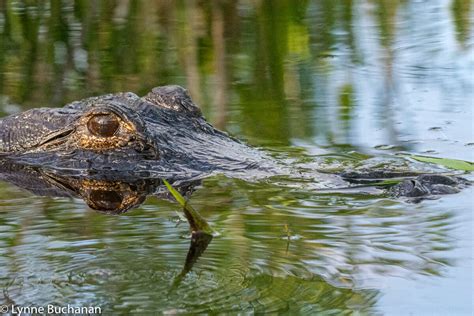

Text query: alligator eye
(89, 190), (123, 211)
(87, 114), (119, 137)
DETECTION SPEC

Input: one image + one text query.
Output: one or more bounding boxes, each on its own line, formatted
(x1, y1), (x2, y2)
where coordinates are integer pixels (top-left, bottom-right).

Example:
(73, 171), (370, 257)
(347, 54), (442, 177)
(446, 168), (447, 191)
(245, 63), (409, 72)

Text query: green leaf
(163, 179), (215, 235)
(163, 179), (187, 206)
(405, 154), (474, 171)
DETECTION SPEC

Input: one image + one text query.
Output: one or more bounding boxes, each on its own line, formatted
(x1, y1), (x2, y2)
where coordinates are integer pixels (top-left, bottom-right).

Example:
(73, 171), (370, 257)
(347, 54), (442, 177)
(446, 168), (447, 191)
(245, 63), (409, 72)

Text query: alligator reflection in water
(0, 159), (212, 284)
(0, 160), (201, 214)
(0, 158), (467, 312)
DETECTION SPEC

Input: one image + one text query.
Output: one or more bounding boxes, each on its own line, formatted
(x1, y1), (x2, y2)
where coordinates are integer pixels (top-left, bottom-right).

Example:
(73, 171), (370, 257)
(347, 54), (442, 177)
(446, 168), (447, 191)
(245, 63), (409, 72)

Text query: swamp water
(0, 1), (473, 314)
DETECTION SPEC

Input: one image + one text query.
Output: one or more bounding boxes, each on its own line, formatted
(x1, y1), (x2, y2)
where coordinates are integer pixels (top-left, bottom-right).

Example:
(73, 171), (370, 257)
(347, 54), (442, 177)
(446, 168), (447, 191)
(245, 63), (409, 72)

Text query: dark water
(0, 1), (473, 315)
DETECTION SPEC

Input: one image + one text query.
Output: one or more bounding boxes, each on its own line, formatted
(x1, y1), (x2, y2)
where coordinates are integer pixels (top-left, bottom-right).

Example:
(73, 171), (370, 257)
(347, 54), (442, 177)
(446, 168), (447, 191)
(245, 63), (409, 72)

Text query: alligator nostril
(87, 114), (120, 137)
(89, 190), (123, 211)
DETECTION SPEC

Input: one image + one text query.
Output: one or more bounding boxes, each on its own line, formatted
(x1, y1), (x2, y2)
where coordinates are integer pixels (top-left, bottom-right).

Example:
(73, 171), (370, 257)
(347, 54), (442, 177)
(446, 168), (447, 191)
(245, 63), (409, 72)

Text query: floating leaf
(404, 154), (474, 171)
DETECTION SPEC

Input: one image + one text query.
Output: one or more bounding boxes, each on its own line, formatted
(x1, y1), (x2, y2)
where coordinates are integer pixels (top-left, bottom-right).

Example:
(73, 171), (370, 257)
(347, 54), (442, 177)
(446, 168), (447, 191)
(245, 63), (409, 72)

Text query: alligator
(0, 85), (470, 211)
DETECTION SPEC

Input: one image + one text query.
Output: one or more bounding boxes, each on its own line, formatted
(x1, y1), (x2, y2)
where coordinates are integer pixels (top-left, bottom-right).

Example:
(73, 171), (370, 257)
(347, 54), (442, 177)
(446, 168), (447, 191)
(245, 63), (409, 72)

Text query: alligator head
(0, 86), (274, 180)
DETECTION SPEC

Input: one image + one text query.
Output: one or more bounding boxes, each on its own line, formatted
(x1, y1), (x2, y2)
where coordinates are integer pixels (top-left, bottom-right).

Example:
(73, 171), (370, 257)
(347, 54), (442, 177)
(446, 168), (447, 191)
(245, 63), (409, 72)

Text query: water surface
(0, 1), (473, 314)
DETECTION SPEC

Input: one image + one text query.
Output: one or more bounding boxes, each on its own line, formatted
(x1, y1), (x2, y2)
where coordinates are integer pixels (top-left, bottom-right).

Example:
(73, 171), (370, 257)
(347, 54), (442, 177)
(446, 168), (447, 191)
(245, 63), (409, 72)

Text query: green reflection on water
(0, 175), (462, 314)
(0, 0), (473, 314)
